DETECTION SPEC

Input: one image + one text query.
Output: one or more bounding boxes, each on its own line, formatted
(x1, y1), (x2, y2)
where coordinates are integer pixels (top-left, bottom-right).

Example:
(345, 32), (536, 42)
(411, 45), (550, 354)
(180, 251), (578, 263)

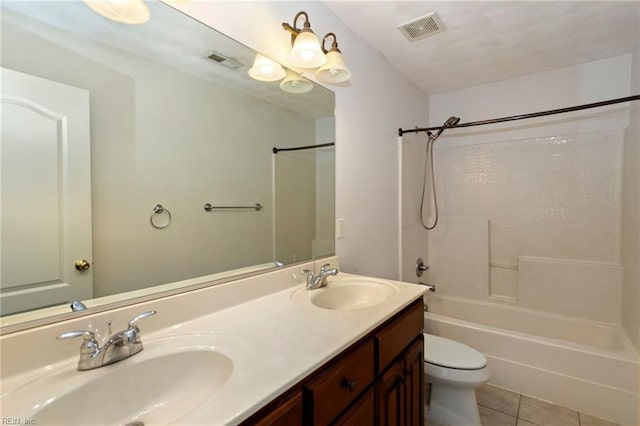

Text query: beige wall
(2, 16), (315, 297)
(622, 42), (640, 351)
(170, 1), (429, 280)
(274, 150), (316, 264)
(314, 116), (336, 258)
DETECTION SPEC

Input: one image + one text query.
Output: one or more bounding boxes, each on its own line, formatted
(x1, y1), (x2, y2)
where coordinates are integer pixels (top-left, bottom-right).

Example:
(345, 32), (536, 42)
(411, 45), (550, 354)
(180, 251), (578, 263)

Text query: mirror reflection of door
(1, 67), (93, 315)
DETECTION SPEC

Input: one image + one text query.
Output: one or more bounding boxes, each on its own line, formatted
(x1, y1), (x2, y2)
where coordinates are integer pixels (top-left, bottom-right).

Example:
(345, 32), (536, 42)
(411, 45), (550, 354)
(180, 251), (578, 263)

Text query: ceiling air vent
(397, 12), (445, 42)
(205, 50), (243, 70)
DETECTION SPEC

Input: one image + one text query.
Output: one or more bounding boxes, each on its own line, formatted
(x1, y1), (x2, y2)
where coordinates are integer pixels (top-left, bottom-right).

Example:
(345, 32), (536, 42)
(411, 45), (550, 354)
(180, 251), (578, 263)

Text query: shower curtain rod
(272, 142), (335, 154)
(398, 94), (640, 137)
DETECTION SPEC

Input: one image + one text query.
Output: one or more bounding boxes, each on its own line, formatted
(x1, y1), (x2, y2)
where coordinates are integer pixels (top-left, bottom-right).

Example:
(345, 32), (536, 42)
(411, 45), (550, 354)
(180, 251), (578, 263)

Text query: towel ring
(150, 204), (171, 229)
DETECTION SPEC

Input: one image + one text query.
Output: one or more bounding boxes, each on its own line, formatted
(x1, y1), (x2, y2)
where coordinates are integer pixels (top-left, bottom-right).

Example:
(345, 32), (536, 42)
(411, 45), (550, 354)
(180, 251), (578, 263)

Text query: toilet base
(425, 384), (481, 426)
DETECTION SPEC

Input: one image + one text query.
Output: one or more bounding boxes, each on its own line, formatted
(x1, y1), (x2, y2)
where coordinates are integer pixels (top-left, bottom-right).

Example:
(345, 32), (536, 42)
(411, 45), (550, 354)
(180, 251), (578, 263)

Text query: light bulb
(248, 54), (286, 82)
(316, 50), (351, 84)
(279, 70), (313, 94)
(84, 0), (150, 24)
(260, 64), (274, 74)
(288, 31), (326, 68)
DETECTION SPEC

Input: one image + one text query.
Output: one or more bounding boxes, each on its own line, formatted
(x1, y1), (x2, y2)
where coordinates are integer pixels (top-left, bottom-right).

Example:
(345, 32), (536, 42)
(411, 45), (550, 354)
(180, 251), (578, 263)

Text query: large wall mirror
(0, 1), (335, 332)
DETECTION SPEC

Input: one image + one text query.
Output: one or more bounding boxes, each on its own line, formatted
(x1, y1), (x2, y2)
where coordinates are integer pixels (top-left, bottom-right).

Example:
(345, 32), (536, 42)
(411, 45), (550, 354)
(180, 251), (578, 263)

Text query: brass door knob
(75, 259), (91, 272)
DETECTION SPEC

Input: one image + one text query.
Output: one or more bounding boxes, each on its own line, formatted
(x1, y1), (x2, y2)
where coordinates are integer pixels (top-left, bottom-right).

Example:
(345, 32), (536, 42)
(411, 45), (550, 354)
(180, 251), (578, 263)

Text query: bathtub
(424, 294), (639, 426)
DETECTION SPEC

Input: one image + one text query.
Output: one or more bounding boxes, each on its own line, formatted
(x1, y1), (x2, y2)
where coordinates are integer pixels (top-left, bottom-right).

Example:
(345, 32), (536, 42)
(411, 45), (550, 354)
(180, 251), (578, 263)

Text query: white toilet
(423, 333), (491, 426)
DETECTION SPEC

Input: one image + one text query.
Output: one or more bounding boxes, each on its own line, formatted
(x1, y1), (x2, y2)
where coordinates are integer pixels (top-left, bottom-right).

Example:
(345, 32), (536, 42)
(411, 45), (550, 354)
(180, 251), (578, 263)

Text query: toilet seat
(424, 334), (487, 370)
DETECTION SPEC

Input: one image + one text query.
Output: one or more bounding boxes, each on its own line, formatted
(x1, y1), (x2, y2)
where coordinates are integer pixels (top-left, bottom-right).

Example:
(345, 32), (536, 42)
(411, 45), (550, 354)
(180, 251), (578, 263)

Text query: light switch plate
(336, 218), (345, 239)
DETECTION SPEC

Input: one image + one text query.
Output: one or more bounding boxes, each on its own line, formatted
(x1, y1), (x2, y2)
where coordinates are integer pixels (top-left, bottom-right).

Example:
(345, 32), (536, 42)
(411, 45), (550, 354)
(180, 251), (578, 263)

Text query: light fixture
(316, 33), (352, 84)
(282, 11), (327, 69)
(279, 70), (313, 94)
(248, 54), (286, 82)
(84, 0), (150, 24)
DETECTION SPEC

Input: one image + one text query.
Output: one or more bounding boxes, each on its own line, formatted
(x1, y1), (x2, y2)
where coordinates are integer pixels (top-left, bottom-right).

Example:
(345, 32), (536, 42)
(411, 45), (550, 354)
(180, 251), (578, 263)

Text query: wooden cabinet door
(377, 358), (407, 426)
(377, 336), (424, 426)
(405, 337), (425, 426)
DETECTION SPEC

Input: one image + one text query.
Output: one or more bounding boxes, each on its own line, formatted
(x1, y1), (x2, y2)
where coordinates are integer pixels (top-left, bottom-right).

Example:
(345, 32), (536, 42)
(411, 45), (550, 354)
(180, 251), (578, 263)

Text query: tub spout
(420, 282), (436, 292)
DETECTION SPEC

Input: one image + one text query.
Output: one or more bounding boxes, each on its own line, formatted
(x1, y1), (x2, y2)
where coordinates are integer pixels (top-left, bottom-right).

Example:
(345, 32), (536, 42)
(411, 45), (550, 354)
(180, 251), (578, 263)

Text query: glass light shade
(316, 50), (352, 84)
(84, 0), (150, 24)
(279, 70), (313, 94)
(248, 54), (286, 82)
(288, 31), (327, 68)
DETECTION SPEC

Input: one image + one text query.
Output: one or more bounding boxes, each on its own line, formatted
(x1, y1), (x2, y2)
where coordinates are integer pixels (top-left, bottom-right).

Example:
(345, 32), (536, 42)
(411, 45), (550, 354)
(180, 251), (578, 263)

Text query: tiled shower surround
(422, 129), (637, 424)
(430, 130), (623, 320)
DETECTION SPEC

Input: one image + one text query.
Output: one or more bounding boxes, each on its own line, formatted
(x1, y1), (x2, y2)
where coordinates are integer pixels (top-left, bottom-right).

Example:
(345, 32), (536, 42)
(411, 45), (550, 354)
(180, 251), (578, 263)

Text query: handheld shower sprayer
(431, 116), (461, 140)
(420, 115), (462, 230)
(445, 116), (461, 126)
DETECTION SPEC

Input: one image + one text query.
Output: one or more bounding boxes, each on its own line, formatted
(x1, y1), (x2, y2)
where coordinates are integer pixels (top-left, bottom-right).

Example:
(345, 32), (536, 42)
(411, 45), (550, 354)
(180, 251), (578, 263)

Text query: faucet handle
(302, 269), (315, 286)
(57, 330), (95, 340)
(57, 330), (99, 354)
(127, 310), (156, 329)
(319, 263), (331, 273)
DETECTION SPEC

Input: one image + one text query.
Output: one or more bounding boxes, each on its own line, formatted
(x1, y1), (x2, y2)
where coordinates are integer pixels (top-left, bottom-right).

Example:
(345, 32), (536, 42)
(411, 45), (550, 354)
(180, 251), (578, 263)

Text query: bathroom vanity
(244, 299), (424, 425)
(0, 259), (427, 425)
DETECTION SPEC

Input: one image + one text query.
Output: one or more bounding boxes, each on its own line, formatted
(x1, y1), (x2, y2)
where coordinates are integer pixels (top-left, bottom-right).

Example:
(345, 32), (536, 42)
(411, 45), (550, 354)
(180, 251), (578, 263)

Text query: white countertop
(164, 273), (426, 424)
(0, 270), (426, 425)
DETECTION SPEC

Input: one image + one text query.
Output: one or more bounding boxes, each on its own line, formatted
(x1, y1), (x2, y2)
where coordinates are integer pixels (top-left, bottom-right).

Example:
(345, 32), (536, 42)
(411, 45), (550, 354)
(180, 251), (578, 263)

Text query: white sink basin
(291, 277), (399, 310)
(2, 333), (246, 425)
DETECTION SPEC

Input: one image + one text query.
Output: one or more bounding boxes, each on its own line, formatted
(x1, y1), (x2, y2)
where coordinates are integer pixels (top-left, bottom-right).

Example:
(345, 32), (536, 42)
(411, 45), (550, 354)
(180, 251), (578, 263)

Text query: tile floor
(427, 384), (619, 426)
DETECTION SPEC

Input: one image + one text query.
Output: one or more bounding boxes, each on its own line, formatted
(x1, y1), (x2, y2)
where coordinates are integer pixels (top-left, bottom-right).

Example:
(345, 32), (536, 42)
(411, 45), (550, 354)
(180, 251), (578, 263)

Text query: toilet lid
(424, 334), (487, 370)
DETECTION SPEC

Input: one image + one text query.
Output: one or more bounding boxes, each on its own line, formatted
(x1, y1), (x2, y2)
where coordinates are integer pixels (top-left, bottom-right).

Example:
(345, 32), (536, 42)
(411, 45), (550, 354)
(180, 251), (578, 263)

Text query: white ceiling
(325, 1), (640, 95)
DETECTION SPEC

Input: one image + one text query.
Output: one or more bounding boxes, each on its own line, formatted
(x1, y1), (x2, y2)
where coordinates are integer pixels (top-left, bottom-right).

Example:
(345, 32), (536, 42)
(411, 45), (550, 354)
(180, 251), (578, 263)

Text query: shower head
(433, 116), (461, 139)
(444, 116), (461, 127)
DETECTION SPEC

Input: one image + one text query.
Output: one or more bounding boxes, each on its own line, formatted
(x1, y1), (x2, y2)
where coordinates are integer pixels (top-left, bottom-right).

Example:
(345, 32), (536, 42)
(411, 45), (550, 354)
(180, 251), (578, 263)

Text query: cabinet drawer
(307, 339), (374, 425)
(376, 300), (423, 369)
(334, 387), (374, 426)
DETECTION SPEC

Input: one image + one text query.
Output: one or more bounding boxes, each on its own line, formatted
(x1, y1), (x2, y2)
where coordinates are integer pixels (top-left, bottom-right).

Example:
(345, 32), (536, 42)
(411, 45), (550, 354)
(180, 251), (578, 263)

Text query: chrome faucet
(57, 310), (156, 371)
(70, 300), (87, 312)
(304, 263), (339, 290)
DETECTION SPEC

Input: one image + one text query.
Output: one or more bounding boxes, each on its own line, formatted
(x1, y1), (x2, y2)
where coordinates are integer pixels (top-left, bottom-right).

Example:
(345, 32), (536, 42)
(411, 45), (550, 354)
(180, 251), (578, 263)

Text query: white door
(1, 67), (92, 315)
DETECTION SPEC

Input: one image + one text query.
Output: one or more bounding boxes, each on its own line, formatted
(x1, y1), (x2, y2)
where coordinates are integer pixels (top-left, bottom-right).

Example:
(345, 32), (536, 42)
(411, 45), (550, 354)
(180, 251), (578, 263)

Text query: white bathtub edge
(425, 312), (639, 426)
(487, 355), (639, 426)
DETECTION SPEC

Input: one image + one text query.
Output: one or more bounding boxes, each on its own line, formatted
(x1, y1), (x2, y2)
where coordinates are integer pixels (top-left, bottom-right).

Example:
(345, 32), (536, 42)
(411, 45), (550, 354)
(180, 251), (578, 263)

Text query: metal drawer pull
(341, 378), (356, 392)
